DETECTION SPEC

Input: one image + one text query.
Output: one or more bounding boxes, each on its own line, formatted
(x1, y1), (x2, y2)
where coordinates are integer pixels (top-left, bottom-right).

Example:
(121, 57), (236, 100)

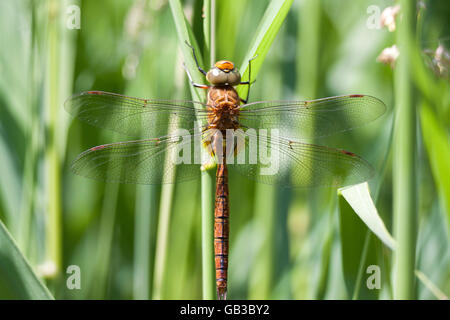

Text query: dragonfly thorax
(207, 86), (241, 131)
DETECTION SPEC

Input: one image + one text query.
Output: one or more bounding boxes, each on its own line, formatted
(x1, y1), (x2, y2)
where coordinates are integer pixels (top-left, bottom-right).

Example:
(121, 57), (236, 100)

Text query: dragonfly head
(206, 60), (241, 86)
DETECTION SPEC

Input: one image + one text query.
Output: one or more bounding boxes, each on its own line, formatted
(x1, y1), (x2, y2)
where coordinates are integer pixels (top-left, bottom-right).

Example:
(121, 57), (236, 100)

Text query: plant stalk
(45, 0), (62, 275)
(393, 0), (418, 300)
(201, 0), (216, 300)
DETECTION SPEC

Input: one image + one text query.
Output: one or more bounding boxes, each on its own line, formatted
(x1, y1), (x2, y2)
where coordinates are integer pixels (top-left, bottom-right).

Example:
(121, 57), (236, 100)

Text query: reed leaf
(420, 103), (450, 234)
(0, 219), (53, 299)
(236, 0), (294, 99)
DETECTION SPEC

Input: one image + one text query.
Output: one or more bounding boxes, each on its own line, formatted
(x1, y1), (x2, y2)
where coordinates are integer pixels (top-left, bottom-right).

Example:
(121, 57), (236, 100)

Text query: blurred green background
(0, 0), (448, 300)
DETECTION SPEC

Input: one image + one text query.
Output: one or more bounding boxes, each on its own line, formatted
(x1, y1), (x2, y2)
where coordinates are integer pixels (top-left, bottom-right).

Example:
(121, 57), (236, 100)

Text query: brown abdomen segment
(215, 163), (229, 300)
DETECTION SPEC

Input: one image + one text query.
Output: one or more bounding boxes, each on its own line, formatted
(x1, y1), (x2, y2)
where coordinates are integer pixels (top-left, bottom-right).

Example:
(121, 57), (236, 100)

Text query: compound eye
(206, 67), (228, 84)
(226, 69), (241, 86)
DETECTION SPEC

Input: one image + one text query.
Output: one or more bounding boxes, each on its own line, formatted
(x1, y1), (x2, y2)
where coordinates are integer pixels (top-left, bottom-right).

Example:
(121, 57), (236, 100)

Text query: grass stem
(201, 0), (216, 300)
(45, 0), (62, 275)
(393, 0), (418, 299)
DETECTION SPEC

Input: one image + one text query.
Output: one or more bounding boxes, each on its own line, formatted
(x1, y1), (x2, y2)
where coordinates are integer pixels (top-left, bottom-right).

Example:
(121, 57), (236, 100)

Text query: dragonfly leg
(240, 54), (258, 104)
(185, 41), (207, 76)
(183, 63), (210, 89)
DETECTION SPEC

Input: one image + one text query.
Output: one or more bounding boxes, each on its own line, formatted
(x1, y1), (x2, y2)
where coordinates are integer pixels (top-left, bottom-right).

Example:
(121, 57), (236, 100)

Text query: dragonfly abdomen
(214, 163), (229, 300)
(208, 85), (239, 300)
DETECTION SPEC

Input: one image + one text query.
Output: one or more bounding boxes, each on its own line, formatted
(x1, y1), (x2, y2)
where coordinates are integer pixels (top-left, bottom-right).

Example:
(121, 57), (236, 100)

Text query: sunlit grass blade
(338, 144), (395, 299)
(156, 2), (204, 299)
(203, 0), (215, 68)
(216, 0), (247, 60)
(168, 0), (207, 104)
(339, 183), (396, 250)
(236, 0), (293, 300)
(236, 0), (294, 99)
(0, 219), (54, 299)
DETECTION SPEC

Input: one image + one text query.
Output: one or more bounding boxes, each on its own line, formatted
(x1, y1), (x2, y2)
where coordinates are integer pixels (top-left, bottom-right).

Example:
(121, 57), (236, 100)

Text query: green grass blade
(415, 270), (448, 300)
(168, 0), (206, 104)
(297, 0), (320, 99)
(338, 182), (396, 299)
(203, 0), (216, 68)
(216, 0), (247, 60)
(420, 103), (450, 234)
(0, 219), (53, 299)
(169, 0), (216, 299)
(236, 0), (294, 99)
(339, 183), (396, 250)
(338, 195), (380, 300)
(235, 0), (293, 300)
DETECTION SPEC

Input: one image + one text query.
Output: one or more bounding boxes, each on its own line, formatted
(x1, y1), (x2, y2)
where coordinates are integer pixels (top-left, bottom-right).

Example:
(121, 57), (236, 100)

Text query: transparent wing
(226, 130), (374, 187)
(71, 129), (203, 184)
(65, 91), (209, 138)
(238, 95), (387, 140)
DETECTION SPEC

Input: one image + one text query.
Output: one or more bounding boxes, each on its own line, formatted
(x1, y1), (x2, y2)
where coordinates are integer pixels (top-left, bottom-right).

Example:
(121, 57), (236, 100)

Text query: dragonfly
(65, 42), (387, 300)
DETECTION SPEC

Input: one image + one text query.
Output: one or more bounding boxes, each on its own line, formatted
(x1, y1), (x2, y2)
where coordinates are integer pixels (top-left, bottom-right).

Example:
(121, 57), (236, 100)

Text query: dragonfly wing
(238, 95), (387, 140)
(71, 130), (202, 184)
(227, 130), (374, 187)
(65, 91), (208, 138)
